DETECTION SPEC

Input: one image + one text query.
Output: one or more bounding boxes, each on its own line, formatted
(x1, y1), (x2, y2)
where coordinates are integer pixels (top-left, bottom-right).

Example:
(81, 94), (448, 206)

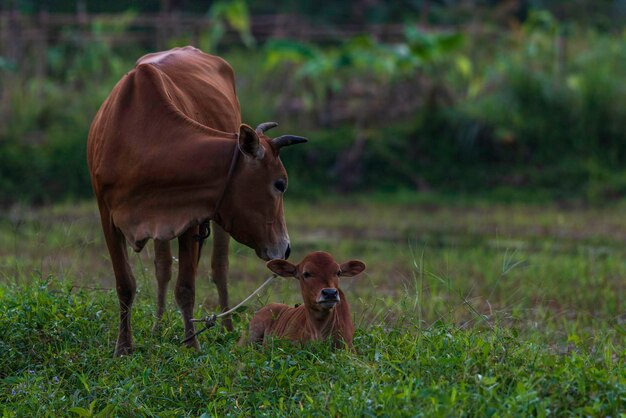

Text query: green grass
(1, 198), (626, 416)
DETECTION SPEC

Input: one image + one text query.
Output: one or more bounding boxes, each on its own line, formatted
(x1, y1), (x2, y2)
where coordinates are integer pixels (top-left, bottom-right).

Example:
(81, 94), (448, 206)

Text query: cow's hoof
(184, 338), (200, 351)
(221, 316), (234, 332)
(114, 341), (134, 357)
(151, 321), (162, 334)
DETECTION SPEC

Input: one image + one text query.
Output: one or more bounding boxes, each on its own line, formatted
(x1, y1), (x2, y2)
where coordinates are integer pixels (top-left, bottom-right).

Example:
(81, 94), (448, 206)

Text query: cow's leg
(99, 207), (136, 357)
(176, 226), (200, 349)
(152, 239), (172, 333)
(210, 223), (233, 331)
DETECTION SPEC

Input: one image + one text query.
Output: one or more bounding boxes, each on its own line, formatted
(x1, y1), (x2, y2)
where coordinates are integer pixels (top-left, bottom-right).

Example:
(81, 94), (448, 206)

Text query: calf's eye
(303, 272), (311, 278)
(274, 179), (286, 193)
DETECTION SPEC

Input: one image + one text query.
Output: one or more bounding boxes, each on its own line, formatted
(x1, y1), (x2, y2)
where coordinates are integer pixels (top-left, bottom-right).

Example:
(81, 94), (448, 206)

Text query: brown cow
(87, 46), (306, 356)
(242, 251), (366, 348)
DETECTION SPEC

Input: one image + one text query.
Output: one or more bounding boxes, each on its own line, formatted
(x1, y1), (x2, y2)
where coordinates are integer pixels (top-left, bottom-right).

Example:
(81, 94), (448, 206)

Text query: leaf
(231, 305), (248, 313)
(480, 376), (497, 385)
(435, 33), (465, 53)
(611, 322), (626, 336)
(455, 55), (472, 78)
(344, 34), (376, 49)
(69, 407), (91, 417)
(208, 0), (255, 48)
(567, 333), (581, 345)
(95, 404), (115, 418)
(264, 40), (319, 70)
(77, 373), (90, 393)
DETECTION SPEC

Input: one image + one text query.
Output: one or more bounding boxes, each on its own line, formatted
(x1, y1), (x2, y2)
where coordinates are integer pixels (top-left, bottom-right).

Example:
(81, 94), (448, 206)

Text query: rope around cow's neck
(182, 274), (277, 344)
(194, 140), (241, 261)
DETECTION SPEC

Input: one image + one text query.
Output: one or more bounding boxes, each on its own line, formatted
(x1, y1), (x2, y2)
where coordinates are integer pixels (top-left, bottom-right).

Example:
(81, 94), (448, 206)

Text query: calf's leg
(210, 223), (233, 331)
(176, 226), (200, 349)
(152, 239), (172, 332)
(243, 304), (290, 346)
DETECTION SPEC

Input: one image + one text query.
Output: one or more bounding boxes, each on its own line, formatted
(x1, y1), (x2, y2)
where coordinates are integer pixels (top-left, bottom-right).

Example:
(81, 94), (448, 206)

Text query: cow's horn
(272, 135), (308, 149)
(256, 122), (279, 134)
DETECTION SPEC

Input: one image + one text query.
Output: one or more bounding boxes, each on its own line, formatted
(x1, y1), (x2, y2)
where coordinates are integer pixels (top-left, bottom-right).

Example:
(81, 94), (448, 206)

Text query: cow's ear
(266, 259), (298, 278)
(238, 124), (265, 160)
(339, 260), (366, 277)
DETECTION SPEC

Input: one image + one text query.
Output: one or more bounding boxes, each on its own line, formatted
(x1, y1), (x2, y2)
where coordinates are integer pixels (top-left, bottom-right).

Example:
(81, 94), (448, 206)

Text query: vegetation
(2, 2), (625, 416)
(1, 200), (626, 415)
(0, 12), (141, 205)
(2, 5), (626, 205)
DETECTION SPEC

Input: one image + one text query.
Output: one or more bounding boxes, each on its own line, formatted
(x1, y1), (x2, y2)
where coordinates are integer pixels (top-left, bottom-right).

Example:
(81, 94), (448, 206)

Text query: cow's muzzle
(259, 241), (291, 261)
(284, 244), (291, 259)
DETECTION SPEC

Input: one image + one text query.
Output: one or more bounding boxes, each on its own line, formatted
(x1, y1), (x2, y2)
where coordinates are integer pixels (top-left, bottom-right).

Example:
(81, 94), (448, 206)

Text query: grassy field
(1, 197), (625, 416)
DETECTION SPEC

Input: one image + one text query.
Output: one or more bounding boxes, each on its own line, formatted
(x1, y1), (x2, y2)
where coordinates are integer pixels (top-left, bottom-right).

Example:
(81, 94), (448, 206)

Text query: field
(1, 197), (625, 416)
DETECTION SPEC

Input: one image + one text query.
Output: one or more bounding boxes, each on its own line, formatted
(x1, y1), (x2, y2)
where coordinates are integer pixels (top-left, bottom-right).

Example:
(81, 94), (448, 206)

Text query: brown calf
(243, 251), (366, 348)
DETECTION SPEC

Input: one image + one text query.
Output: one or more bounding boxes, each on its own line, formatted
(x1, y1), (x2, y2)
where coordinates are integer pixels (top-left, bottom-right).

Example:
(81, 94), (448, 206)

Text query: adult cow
(87, 46), (306, 356)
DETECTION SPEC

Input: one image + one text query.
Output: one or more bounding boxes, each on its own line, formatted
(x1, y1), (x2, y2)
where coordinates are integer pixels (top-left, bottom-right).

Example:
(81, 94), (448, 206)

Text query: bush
(457, 15), (626, 200)
(0, 18), (139, 206)
(1, 11), (626, 205)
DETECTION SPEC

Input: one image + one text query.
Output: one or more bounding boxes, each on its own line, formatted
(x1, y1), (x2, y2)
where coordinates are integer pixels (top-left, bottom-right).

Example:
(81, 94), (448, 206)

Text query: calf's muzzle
(318, 288), (340, 308)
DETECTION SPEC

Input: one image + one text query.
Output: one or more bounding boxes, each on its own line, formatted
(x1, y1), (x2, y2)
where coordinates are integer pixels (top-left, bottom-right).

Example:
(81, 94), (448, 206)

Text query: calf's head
(267, 251), (366, 312)
(218, 123), (306, 261)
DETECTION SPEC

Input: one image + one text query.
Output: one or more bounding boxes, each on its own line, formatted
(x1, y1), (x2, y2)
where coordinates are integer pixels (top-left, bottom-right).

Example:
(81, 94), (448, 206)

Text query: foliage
(456, 11), (626, 200)
(204, 0), (255, 52)
(2, 10), (626, 204)
(2, 197), (626, 415)
(2, 284), (623, 416)
(12, 1), (626, 32)
(259, 12), (626, 198)
(262, 28), (465, 126)
(0, 14), (138, 205)
(243, 12), (619, 198)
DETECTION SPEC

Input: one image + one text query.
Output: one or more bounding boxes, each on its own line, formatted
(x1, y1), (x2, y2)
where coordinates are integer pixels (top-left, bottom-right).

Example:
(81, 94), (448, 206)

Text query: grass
(1, 198), (626, 416)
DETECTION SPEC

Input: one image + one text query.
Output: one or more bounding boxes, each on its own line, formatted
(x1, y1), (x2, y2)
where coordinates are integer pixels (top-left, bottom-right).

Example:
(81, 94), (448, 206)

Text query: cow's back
(87, 46), (241, 250)
(136, 46), (241, 132)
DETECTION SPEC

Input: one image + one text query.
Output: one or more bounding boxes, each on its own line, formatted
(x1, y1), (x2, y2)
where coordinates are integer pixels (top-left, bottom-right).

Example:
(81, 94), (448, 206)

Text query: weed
(1, 201), (625, 415)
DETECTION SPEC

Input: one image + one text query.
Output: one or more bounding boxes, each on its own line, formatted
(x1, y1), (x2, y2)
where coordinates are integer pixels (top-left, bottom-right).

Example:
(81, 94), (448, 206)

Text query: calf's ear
(238, 124), (265, 160)
(339, 260), (366, 277)
(266, 259), (298, 278)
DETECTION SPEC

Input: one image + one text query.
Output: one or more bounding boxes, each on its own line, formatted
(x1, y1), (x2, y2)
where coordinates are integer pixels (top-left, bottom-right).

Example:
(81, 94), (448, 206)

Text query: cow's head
(267, 251), (366, 311)
(217, 122), (306, 261)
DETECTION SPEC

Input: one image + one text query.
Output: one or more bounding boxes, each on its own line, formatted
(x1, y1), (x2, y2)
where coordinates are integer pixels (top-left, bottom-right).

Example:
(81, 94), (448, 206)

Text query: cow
(87, 46), (307, 356)
(242, 251), (366, 349)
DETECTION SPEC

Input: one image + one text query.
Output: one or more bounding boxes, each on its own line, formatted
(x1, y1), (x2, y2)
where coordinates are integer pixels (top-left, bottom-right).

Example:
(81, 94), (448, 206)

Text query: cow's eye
(303, 272), (311, 279)
(337, 270), (341, 276)
(274, 179), (286, 193)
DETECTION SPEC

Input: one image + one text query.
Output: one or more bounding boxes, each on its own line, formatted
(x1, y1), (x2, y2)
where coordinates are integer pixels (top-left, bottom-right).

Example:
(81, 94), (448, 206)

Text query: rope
(182, 274), (276, 344)
(193, 141), (241, 263)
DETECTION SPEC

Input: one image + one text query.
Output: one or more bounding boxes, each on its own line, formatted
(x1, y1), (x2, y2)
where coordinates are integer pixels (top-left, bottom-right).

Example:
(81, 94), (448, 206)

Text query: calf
(243, 251), (366, 348)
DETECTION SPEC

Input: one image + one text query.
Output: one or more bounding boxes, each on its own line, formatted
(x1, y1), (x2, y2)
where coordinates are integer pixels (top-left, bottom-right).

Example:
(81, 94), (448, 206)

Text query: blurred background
(2, 0), (626, 206)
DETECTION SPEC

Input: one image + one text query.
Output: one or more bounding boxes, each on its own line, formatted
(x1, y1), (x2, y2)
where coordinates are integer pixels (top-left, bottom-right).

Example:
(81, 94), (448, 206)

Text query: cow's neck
(195, 137), (240, 222)
(208, 139), (240, 220)
(304, 289), (351, 341)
